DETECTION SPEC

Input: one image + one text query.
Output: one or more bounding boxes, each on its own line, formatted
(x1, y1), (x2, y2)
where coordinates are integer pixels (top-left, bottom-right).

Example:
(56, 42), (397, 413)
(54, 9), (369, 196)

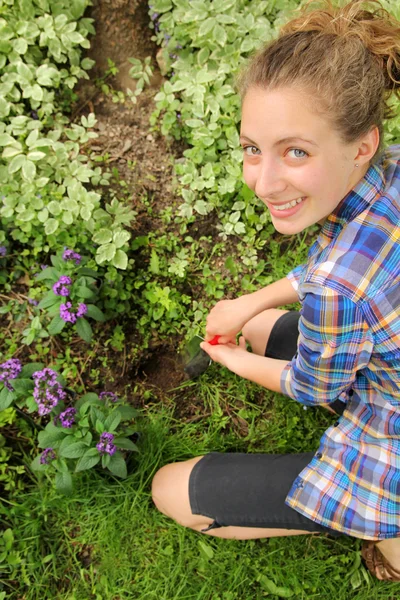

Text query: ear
(353, 126), (380, 166)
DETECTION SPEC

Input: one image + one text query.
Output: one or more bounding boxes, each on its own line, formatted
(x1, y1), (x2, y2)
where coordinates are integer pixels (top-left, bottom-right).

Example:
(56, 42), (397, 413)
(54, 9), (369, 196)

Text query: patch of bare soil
(73, 0), (182, 236)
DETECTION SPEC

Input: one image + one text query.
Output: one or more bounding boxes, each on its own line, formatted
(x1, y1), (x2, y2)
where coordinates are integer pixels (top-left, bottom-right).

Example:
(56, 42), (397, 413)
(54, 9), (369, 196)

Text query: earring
(355, 163), (359, 168)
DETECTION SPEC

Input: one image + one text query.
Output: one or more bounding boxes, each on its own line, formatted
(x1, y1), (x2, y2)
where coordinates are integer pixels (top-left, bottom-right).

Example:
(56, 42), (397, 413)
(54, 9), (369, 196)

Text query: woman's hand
(205, 295), (257, 344)
(200, 336), (248, 373)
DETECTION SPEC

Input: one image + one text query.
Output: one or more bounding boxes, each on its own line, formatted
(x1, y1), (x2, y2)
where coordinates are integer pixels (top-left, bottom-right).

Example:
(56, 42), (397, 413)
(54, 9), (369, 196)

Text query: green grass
(3, 377), (400, 600)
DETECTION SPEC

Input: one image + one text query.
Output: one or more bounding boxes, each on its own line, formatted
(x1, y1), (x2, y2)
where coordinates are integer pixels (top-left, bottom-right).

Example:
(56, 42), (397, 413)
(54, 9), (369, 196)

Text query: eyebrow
(239, 135), (319, 147)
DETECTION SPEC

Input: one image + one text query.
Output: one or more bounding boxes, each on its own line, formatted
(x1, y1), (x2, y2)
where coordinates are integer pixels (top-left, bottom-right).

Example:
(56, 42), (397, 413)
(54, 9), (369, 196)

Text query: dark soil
(70, 1), (189, 400)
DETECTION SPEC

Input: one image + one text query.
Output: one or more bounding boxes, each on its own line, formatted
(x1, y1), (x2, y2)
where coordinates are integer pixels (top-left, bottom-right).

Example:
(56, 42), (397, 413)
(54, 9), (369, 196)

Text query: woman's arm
(205, 276), (299, 343)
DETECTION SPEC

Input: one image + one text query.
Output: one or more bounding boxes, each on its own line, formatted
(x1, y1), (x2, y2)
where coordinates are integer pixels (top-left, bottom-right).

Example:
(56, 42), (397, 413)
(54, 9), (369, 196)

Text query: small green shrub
(0, 0), (135, 269)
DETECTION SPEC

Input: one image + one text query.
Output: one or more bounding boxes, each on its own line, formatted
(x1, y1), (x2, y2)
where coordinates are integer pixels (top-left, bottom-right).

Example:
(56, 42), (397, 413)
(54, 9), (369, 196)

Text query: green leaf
(47, 316), (66, 336)
(96, 243), (116, 263)
(38, 424), (67, 448)
(149, 249), (160, 274)
(9, 154), (26, 174)
(0, 97), (10, 119)
(37, 291), (60, 310)
(13, 38), (28, 54)
(112, 249), (128, 270)
(257, 574), (294, 597)
(107, 451), (127, 479)
(85, 305), (106, 322)
(22, 160), (36, 181)
(44, 219), (59, 235)
(75, 286), (95, 299)
(0, 386), (16, 410)
(113, 230), (130, 248)
(10, 378), (34, 394)
(185, 119), (204, 128)
(27, 151), (46, 161)
(30, 454), (48, 472)
(20, 362), (45, 378)
(59, 440), (88, 459)
(104, 410), (121, 432)
(34, 267), (59, 282)
(0, 134), (15, 146)
(75, 318), (93, 343)
(77, 267), (99, 278)
(198, 540), (214, 561)
(114, 437), (139, 451)
(76, 396), (101, 415)
(117, 405), (138, 421)
(55, 471), (73, 495)
(199, 17), (215, 36)
(93, 228), (112, 244)
(75, 447), (100, 472)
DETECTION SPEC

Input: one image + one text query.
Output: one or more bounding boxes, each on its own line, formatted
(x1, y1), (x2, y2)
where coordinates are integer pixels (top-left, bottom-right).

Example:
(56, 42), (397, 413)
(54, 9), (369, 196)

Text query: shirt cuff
(280, 362), (294, 398)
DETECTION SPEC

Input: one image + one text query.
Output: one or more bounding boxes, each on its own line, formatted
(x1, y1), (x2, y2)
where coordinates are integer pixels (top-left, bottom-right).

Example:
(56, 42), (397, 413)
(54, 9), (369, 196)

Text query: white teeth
(274, 197), (304, 211)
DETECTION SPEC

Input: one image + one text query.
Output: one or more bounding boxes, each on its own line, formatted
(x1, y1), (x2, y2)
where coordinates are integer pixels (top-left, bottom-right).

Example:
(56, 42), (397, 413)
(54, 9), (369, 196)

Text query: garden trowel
(182, 335), (220, 379)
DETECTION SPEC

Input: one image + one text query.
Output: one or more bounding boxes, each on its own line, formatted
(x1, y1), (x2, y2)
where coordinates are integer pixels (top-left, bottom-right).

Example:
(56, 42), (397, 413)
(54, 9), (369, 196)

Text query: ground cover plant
(1, 0), (400, 598)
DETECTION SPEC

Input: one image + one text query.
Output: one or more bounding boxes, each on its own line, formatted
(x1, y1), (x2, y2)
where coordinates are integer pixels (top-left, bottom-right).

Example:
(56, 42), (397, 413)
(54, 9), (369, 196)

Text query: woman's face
(240, 86), (369, 235)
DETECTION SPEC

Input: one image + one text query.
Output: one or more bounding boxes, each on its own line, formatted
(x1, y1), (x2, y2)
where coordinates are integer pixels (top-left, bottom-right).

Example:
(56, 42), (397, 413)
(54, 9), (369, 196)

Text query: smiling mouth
(271, 197), (305, 211)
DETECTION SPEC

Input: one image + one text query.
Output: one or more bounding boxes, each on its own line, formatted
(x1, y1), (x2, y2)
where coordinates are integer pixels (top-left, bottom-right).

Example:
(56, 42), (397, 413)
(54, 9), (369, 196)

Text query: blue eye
(243, 145), (261, 156)
(287, 148), (308, 159)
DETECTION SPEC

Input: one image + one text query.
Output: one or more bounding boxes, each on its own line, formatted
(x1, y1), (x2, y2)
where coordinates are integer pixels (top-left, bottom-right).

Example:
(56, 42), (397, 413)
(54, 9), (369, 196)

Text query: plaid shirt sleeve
(286, 264), (305, 293)
(280, 287), (374, 405)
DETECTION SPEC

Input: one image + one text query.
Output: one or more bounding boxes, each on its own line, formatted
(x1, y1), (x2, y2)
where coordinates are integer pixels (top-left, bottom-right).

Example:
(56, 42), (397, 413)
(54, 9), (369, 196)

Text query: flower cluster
(52, 275), (72, 297)
(59, 302), (87, 324)
(96, 432), (117, 456)
(0, 358), (22, 391)
(56, 407), (77, 428)
(40, 448), (56, 464)
(33, 368), (66, 416)
(62, 248), (81, 265)
(99, 391), (118, 403)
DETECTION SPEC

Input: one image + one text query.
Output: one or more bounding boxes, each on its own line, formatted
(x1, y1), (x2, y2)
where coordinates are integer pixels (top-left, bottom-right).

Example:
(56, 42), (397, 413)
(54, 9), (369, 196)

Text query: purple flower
(0, 358), (22, 391)
(40, 448), (56, 464)
(33, 368), (66, 416)
(0, 246), (6, 257)
(60, 301), (87, 323)
(28, 298), (39, 306)
(40, 264), (48, 270)
(62, 248), (81, 266)
(150, 12), (159, 21)
(99, 391), (118, 403)
(53, 275), (72, 297)
(58, 407), (77, 428)
(60, 302), (77, 324)
(96, 432), (117, 456)
(76, 303), (87, 318)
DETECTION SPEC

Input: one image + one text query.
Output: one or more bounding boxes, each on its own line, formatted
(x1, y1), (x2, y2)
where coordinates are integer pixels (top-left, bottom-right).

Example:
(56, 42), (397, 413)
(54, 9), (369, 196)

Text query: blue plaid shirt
(281, 145), (400, 540)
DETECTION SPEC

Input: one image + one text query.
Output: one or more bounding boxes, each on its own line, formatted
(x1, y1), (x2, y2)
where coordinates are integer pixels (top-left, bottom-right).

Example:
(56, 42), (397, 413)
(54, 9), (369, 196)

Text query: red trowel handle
(209, 335), (221, 345)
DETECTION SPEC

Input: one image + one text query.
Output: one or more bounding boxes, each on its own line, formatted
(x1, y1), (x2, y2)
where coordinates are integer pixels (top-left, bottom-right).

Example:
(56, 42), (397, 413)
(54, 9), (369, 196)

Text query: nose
(253, 158), (287, 200)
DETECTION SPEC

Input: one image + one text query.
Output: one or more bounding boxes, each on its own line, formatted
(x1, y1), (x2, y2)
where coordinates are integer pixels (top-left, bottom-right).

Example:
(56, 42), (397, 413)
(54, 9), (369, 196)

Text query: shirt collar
(321, 158), (386, 240)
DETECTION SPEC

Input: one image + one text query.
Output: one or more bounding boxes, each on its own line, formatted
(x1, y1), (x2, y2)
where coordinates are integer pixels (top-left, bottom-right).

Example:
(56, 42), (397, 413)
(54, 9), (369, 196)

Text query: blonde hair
(237, 0), (400, 157)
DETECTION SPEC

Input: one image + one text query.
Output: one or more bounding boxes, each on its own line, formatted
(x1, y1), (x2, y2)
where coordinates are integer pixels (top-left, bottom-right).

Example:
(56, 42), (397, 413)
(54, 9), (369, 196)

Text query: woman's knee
(242, 309), (289, 355)
(151, 457), (204, 526)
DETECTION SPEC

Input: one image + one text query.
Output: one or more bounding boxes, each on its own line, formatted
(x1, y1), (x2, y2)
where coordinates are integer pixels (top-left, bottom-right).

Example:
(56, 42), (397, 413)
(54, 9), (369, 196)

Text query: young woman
(152, 0), (400, 581)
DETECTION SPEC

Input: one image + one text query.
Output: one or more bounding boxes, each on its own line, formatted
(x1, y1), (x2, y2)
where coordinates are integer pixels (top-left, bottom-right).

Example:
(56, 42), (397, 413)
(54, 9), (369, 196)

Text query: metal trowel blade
(182, 335), (211, 379)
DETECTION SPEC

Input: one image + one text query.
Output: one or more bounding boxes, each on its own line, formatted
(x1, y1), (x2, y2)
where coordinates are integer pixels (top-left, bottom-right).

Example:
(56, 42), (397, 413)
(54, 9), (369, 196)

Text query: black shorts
(188, 311), (345, 537)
